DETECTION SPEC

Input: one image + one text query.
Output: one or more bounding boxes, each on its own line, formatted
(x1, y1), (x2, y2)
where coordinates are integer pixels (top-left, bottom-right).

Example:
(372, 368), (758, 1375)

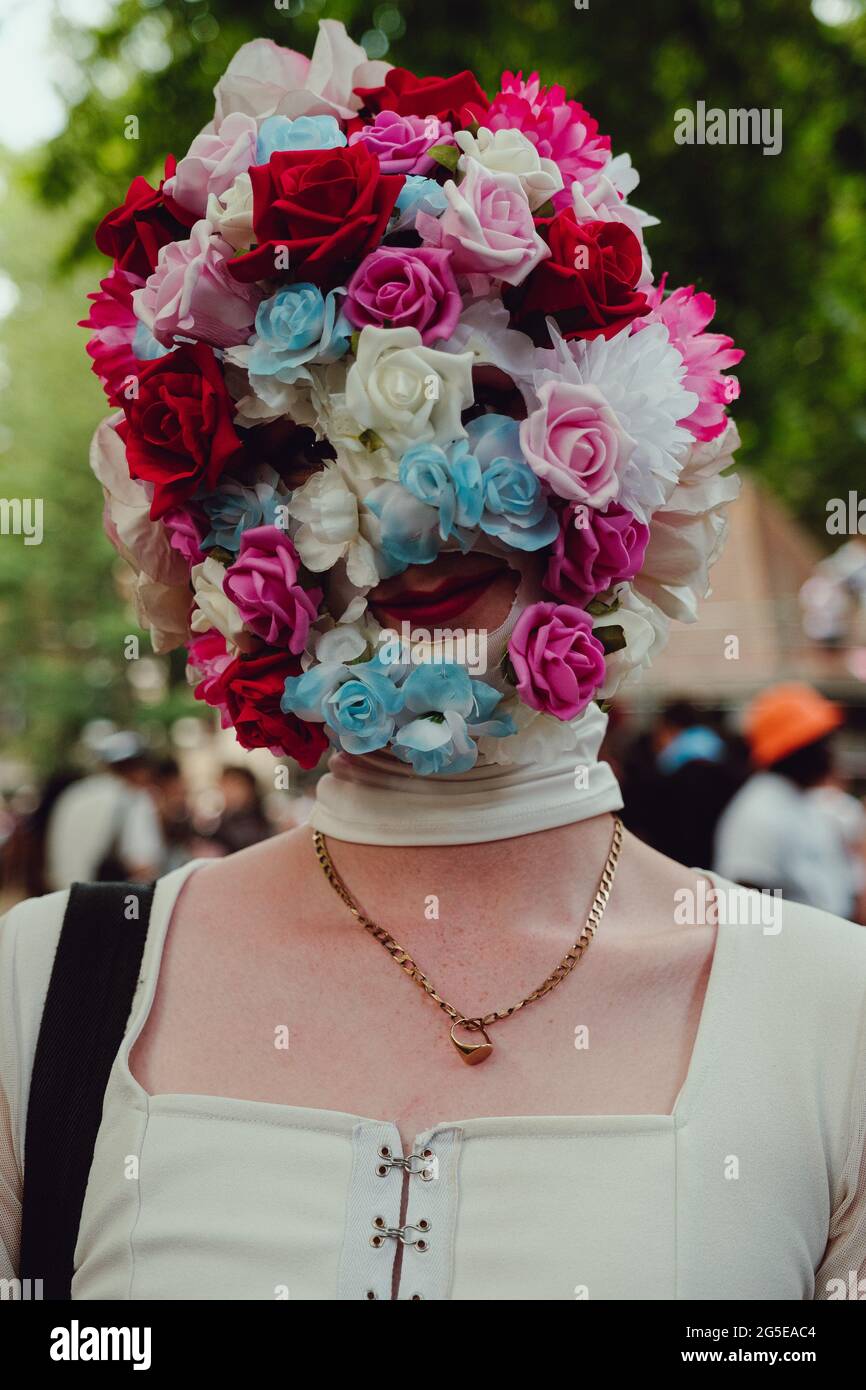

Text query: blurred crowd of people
(617, 683), (866, 923)
(0, 733), (289, 905)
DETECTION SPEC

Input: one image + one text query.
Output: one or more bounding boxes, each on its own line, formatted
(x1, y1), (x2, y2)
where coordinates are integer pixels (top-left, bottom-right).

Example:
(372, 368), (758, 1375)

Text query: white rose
(206, 172), (254, 252)
(454, 126), (563, 211)
(345, 326), (474, 456)
(287, 464), (380, 590)
(190, 556), (255, 653)
(635, 419), (741, 623)
(594, 587), (668, 699)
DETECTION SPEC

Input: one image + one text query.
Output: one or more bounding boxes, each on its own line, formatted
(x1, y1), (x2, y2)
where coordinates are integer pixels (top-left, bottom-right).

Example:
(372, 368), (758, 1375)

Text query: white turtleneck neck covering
(309, 702), (624, 846)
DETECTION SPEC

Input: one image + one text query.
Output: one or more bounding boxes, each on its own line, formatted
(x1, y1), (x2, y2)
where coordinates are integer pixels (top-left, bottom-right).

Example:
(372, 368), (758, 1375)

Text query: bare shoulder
(614, 826), (715, 930)
(170, 828), (330, 939)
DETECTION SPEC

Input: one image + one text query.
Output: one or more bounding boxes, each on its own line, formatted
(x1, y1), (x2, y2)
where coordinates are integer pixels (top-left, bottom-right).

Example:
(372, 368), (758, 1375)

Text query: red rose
(118, 342), (244, 520)
(229, 144), (404, 287)
(508, 212), (649, 346)
(94, 157), (193, 279)
(207, 648), (329, 769)
(354, 67), (489, 126)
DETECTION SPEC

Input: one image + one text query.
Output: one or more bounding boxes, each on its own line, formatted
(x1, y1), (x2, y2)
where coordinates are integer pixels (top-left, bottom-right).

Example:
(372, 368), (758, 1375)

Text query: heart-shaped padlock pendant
(450, 1018), (493, 1065)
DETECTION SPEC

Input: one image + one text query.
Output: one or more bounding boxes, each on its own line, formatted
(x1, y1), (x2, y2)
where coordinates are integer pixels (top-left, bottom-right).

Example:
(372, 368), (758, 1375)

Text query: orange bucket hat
(744, 683), (843, 768)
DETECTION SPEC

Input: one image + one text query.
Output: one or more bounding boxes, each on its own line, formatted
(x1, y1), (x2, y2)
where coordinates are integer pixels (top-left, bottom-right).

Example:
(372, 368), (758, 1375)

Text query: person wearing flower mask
(3, 20), (866, 1308)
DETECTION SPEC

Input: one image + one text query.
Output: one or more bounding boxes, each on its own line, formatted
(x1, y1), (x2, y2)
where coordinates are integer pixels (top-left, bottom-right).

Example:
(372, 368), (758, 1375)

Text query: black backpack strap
(19, 880), (156, 1300)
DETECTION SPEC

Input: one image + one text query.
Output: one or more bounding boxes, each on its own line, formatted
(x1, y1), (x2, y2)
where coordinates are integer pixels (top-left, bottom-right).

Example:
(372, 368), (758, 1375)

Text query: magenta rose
(345, 246), (461, 344)
(222, 525), (321, 653)
(349, 110), (453, 175)
(163, 505), (208, 568)
(519, 379), (635, 506)
(509, 601), (606, 721)
(545, 501), (650, 606)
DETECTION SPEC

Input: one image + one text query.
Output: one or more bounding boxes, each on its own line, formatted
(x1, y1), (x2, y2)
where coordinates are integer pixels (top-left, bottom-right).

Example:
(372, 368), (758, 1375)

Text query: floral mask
(84, 19), (742, 777)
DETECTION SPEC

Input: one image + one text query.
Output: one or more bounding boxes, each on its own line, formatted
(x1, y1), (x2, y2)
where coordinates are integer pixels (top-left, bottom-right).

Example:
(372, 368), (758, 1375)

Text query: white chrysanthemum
(634, 418), (741, 622)
(524, 323), (699, 523)
(286, 463), (381, 590)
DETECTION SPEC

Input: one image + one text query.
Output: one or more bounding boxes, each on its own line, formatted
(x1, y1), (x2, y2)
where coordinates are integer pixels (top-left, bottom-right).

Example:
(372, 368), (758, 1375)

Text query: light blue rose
(391, 712), (479, 776)
(389, 176), (449, 233)
(282, 663), (349, 723)
(391, 665), (516, 774)
(247, 283), (351, 386)
(465, 415), (559, 551)
(321, 661), (405, 755)
(364, 481), (440, 571)
(402, 662), (474, 718)
(256, 114), (347, 163)
(201, 466), (285, 552)
(400, 442), (483, 544)
(132, 319), (170, 361)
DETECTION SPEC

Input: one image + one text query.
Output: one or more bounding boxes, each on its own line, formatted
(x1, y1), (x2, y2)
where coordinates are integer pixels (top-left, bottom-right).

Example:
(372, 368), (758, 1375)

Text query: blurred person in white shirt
(45, 733), (165, 889)
(714, 684), (858, 920)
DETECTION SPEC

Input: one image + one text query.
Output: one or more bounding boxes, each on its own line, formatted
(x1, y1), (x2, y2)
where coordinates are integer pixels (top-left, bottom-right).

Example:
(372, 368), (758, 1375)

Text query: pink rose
(345, 246), (461, 344)
(163, 112), (258, 220)
(349, 110), (453, 174)
(545, 501), (650, 606)
(222, 525), (321, 653)
(416, 159), (549, 287)
(79, 267), (143, 406)
(188, 630), (235, 727)
(520, 380), (635, 506)
(213, 25), (390, 127)
(509, 601), (606, 721)
(134, 220), (262, 349)
(636, 275), (743, 442)
(163, 506), (208, 568)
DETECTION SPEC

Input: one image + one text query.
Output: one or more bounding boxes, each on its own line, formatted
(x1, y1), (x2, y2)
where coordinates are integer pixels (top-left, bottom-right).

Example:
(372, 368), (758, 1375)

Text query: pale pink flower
(520, 379), (636, 506)
(134, 220), (262, 350)
(163, 112), (258, 219)
(416, 159), (548, 287)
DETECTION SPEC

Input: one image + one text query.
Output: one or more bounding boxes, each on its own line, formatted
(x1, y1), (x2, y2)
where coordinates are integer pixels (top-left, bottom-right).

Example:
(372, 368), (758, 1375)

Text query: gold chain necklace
(312, 815), (624, 1065)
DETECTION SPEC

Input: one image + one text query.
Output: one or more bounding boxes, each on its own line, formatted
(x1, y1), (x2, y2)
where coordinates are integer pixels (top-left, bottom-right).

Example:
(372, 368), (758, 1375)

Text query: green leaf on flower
(425, 711), (447, 723)
(585, 593), (620, 618)
(429, 143), (460, 172)
(349, 330), (361, 357)
(595, 622), (627, 655)
(358, 428), (384, 452)
(596, 698), (613, 714)
(206, 546), (234, 566)
(534, 199), (556, 219)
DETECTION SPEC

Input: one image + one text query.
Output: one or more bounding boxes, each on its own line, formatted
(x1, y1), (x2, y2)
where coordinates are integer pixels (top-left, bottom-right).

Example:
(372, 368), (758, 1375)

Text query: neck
(316, 810), (621, 936)
(309, 702), (623, 848)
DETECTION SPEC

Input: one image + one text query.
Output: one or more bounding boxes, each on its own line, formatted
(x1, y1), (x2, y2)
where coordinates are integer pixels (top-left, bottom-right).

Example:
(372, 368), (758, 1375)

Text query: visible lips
(369, 554), (512, 628)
